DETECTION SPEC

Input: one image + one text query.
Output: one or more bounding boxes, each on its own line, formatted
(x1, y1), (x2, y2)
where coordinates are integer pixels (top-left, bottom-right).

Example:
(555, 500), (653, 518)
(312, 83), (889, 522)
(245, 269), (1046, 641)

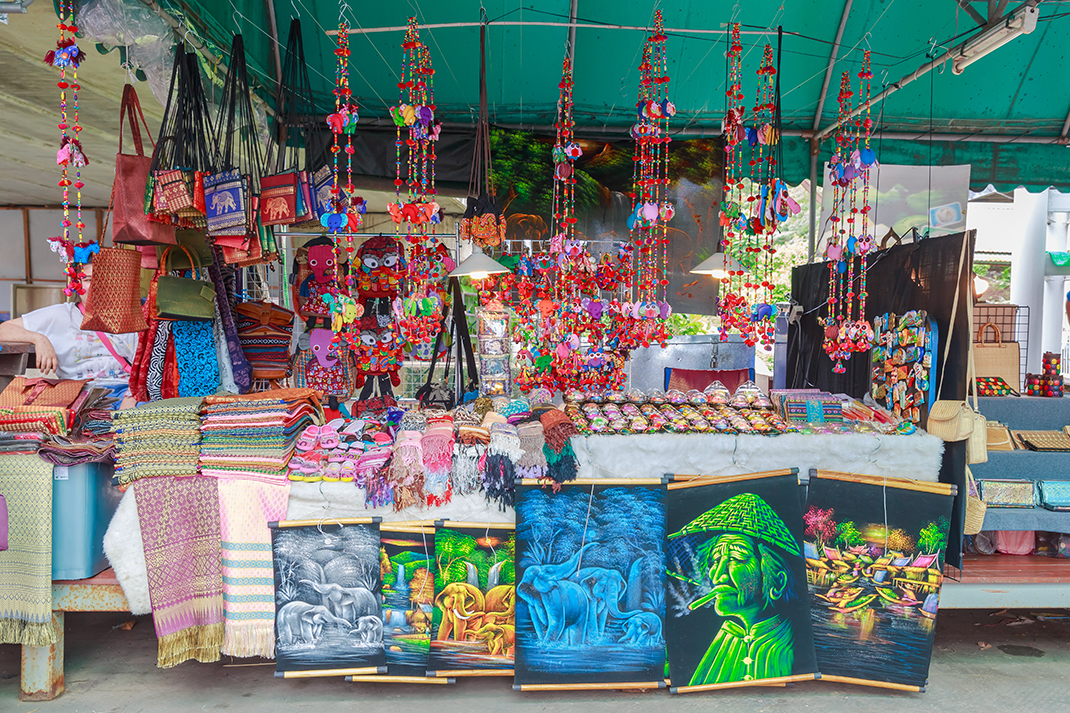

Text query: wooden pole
(812, 470), (957, 497)
(22, 207), (31, 285)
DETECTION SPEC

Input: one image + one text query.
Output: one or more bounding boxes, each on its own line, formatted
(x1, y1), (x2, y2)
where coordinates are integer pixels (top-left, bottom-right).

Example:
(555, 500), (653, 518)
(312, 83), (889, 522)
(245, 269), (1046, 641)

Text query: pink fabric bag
(995, 530), (1035, 555)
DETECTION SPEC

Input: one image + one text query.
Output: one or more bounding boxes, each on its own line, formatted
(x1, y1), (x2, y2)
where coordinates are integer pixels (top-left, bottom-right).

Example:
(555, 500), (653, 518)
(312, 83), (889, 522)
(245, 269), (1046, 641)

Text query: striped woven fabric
(112, 397), (204, 486)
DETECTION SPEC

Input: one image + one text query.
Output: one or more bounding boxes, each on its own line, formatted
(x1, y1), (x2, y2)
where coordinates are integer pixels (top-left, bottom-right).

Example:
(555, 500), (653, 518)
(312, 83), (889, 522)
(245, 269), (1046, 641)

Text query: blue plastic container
(51, 462), (122, 580)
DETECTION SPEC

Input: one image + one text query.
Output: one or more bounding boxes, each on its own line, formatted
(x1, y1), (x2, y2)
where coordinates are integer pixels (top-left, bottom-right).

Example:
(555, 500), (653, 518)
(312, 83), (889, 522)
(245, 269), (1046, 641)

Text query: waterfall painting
(427, 522), (516, 677)
(271, 519), (386, 677)
(513, 481), (667, 689)
(376, 523), (436, 678)
(665, 470), (818, 692)
(805, 472), (956, 691)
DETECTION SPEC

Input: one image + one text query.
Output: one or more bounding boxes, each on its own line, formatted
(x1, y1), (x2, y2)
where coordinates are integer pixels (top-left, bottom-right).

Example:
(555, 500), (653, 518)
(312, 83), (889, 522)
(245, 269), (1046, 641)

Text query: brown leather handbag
(112, 84), (177, 247)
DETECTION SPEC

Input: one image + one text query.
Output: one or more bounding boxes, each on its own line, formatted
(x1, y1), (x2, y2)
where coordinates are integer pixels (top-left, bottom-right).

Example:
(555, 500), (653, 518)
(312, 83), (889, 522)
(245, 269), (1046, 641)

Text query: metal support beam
(264, 0), (283, 89)
(22, 207), (31, 284)
(813, 0), (853, 132)
(955, 0), (987, 26)
(1060, 105), (1070, 140)
(815, 1), (1040, 141)
(20, 612), (64, 701)
(808, 140), (819, 263)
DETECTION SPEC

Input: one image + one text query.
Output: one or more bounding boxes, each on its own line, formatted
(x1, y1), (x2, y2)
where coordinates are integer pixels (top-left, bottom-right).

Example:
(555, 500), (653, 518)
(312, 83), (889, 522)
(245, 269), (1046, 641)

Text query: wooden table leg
(19, 611), (65, 701)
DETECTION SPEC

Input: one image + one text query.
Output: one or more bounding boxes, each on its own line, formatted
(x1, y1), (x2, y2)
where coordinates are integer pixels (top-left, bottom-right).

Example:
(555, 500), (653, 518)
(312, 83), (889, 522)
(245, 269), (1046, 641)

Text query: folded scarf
(0, 456), (55, 645)
(135, 475), (224, 668)
(217, 478), (290, 659)
(517, 420), (548, 475)
(422, 423), (455, 507)
(540, 408), (579, 484)
(389, 431), (425, 512)
(471, 396), (494, 418)
(484, 423), (521, 511)
(482, 411), (507, 429)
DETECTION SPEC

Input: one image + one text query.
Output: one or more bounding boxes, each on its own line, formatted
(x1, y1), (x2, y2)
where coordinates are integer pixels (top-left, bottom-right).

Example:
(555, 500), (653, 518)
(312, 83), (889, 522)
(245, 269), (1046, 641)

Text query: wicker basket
(964, 466), (987, 535)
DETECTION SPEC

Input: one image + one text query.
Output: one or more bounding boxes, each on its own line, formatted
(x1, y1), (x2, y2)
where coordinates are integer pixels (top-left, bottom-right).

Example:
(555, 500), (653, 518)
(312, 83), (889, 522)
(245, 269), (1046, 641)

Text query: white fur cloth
(286, 485), (514, 524)
(102, 488), (152, 615)
(571, 432), (945, 482)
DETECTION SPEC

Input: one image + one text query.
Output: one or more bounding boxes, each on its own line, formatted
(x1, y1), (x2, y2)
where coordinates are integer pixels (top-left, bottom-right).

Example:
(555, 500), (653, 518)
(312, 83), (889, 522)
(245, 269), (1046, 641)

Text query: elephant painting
(277, 601), (352, 647)
(620, 611), (663, 647)
(435, 582), (485, 641)
(352, 615), (384, 644)
(210, 190), (237, 214)
(263, 196), (290, 222)
(576, 567), (630, 641)
(517, 543), (594, 645)
(301, 580), (380, 623)
(483, 585), (516, 627)
(468, 623), (515, 657)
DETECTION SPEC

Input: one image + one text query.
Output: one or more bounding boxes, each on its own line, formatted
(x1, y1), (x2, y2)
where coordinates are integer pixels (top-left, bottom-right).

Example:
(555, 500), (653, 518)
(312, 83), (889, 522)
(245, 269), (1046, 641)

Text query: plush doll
(355, 235), (405, 300)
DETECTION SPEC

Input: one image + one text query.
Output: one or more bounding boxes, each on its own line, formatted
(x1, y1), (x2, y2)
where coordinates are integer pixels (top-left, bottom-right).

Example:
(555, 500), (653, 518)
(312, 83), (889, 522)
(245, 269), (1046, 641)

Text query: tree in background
(804, 506), (838, 552)
(835, 521), (866, 550)
(886, 528), (916, 555)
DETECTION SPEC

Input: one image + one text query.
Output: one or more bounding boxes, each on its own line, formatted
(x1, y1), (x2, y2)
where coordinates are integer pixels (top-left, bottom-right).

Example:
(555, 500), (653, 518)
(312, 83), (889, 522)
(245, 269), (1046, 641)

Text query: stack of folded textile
(199, 388), (322, 483)
(0, 432), (45, 454)
(111, 397), (205, 487)
(37, 437), (115, 466)
(197, 388), (321, 660)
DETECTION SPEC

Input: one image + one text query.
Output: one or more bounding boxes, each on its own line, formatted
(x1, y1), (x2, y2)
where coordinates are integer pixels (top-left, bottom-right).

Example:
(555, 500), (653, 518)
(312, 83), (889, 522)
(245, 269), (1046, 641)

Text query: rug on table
(135, 475), (224, 668)
(0, 455), (55, 645)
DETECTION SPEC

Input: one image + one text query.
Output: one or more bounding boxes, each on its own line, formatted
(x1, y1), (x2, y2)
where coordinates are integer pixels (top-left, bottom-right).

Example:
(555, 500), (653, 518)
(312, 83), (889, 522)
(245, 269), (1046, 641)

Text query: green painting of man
(669, 492), (801, 685)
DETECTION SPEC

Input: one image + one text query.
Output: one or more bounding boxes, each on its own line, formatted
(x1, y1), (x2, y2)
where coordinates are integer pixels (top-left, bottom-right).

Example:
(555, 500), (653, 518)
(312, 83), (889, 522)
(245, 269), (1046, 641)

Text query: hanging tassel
(389, 431), (425, 511)
(483, 422), (522, 510)
(422, 421), (455, 507)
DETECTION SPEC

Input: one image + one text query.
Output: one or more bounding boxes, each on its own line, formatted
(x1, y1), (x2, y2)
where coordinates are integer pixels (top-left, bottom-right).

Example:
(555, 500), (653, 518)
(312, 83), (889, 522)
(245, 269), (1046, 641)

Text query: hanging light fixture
(691, 252), (748, 280)
(449, 244), (509, 280)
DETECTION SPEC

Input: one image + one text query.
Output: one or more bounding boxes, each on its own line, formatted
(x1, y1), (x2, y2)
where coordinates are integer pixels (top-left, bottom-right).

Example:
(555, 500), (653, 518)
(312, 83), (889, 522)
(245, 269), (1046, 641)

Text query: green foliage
(835, 521), (866, 549)
(918, 517), (950, 554)
(434, 529), (515, 591)
(666, 313), (717, 336)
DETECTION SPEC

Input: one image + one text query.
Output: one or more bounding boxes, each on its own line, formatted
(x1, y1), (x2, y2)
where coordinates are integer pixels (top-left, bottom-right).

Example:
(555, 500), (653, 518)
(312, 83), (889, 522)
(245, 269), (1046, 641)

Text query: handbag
(1040, 481), (1070, 511)
(112, 84), (177, 246)
(80, 207), (148, 334)
(974, 322), (1020, 391)
(0, 377), (88, 409)
(234, 302), (295, 382)
(978, 479), (1036, 508)
(975, 376), (1018, 397)
(155, 245), (216, 322)
(416, 279), (480, 409)
(963, 466), (987, 535)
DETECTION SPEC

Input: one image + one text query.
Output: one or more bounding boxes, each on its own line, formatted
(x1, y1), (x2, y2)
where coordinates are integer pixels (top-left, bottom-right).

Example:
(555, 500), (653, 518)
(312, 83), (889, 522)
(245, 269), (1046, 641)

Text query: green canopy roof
(153, 1), (1070, 190)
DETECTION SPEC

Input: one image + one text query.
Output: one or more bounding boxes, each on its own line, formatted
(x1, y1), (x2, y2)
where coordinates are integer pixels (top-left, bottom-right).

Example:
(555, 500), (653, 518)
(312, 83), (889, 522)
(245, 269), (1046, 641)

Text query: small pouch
(978, 479), (1036, 508)
(1039, 481), (1070, 511)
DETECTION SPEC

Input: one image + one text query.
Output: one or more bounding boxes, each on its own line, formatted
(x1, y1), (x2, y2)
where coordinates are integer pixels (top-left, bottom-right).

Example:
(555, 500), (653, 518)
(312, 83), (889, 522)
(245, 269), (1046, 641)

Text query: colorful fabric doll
(295, 237), (340, 328)
(355, 235), (405, 300)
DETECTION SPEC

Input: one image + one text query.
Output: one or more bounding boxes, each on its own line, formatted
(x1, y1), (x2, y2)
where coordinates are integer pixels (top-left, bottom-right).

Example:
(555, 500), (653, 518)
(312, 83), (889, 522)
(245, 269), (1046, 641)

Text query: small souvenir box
(782, 395), (842, 423)
(1043, 351), (1061, 377)
(978, 479), (1036, 508)
(1040, 481), (1070, 511)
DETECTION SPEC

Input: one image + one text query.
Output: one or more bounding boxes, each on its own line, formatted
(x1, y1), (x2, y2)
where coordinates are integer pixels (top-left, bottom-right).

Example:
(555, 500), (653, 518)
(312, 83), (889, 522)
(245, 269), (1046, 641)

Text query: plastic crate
(51, 462), (122, 580)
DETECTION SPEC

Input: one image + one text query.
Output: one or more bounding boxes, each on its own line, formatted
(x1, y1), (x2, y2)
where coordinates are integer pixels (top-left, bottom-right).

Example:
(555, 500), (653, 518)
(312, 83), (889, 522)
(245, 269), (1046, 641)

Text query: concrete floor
(2, 609), (1069, 712)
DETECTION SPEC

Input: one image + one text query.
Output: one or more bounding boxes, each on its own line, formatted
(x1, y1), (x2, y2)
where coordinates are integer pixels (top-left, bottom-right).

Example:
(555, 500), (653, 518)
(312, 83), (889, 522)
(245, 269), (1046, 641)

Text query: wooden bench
(20, 568), (130, 701)
(941, 553), (1070, 609)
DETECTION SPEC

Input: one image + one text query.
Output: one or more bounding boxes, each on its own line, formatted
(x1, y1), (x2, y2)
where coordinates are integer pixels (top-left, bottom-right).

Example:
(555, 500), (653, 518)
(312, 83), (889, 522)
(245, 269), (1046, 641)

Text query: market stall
(2, 0), (1070, 704)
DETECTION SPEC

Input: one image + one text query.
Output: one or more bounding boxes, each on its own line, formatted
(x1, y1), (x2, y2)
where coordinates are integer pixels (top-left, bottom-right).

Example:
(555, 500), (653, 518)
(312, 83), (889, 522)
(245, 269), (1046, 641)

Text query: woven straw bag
(974, 322), (1020, 391)
(964, 466), (987, 535)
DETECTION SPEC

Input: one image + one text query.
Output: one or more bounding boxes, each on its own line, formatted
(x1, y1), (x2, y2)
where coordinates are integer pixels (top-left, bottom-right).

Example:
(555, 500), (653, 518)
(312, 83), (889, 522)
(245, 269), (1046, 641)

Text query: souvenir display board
(805, 471), (955, 691)
(665, 470), (818, 692)
(427, 522), (516, 677)
(514, 480), (667, 690)
(374, 522), (436, 678)
(271, 518), (386, 678)
(870, 311), (937, 425)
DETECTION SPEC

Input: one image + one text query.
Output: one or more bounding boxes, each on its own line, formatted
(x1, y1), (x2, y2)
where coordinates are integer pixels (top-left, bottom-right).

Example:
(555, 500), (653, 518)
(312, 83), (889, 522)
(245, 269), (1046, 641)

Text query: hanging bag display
(155, 244), (216, 321)
(416, 279), (479, 408)
(973, 322), (1021, 392)
(112, 84), (176, 246)
(146, 49), (216, 229)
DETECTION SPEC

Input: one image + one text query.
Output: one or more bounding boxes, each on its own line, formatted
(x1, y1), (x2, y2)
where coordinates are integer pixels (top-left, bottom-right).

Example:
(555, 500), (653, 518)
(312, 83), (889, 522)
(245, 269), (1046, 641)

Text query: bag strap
(451, 278), (479, 396)
(119, 84), (154, 157)
(976, 322), (1001, 343)
(76, 304), (132, 373)
(159, 244), (202, 278)
(937, 233), (970, 400)
(415, 297), (454, 407)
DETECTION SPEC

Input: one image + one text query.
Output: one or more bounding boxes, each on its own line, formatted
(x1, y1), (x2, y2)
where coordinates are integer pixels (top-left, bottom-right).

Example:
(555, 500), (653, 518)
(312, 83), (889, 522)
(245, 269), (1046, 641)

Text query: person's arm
(0, 318), (59, 374)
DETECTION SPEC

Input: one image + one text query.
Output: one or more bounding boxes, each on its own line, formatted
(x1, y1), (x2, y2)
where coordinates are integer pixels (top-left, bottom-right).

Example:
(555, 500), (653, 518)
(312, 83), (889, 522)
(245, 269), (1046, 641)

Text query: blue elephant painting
(514, 483), (667, 686)
(271, 520), (386, 675)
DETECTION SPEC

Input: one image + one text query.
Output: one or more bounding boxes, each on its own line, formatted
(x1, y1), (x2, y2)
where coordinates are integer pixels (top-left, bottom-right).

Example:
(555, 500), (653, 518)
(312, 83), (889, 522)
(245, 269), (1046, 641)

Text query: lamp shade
(449, 245), (510, 279)
(690, 253), (746, 279)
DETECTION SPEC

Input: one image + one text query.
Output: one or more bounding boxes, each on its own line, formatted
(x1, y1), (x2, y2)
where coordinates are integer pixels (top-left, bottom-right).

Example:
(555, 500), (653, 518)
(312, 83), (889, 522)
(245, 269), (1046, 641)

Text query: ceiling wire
(406, 0), (477, 114)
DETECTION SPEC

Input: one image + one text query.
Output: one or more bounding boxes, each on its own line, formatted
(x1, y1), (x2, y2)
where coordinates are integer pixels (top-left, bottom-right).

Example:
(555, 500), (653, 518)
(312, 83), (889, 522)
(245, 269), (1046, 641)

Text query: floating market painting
(377, 523), (436, 678)
(271, 519), (385, 676)
(427, 523), (516, 676)
(514, 482), (667, 688)
(804, 472), (956, 690)
(665, 471), (818, 692)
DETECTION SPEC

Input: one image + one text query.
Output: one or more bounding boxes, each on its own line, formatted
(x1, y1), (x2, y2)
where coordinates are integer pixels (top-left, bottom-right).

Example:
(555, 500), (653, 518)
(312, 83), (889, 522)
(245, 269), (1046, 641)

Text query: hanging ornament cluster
(717, 25), (800, 347)
(322, 18), (364, 236)
(390, 18), (451, 361)
(623, 9), (675, 349)
(45, 0), (91, 296)
(488, 56), (629, 394)
(820, 50), (877, 374)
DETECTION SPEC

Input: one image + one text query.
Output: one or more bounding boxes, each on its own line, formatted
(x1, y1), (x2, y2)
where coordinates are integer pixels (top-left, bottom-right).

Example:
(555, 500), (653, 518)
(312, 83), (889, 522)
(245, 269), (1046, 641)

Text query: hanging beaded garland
(616, 10), (674, 353)
(390, 18), (449, 360)
(717, 26), (800, 348)
(820, 51), (877, 373)
(45, 0), (91, 296)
